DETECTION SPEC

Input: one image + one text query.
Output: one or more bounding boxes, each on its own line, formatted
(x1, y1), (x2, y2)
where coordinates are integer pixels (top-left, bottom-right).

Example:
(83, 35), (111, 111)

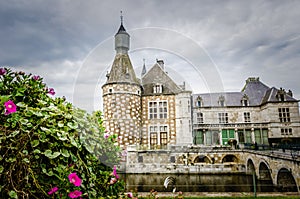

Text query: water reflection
(123, 173), (274, 192)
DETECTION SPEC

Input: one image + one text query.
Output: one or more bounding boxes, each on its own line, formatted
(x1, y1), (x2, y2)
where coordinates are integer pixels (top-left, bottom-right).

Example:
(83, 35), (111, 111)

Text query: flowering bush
(0, 68), (125, 198)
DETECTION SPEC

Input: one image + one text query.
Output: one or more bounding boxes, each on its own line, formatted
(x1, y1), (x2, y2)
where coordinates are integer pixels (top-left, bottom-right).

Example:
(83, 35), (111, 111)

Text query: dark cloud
(0, 0), (299, 112)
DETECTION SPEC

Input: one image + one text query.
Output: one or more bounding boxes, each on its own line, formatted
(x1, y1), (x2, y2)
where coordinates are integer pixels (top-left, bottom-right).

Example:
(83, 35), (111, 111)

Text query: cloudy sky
(1, 0), (299, 112)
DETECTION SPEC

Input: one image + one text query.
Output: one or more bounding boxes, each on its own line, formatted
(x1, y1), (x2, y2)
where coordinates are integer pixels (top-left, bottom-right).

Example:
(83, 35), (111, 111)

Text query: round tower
(102, 17), (141, 149)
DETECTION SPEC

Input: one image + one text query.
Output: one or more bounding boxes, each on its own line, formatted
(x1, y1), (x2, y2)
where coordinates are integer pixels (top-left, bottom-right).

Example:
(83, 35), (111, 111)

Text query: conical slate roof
(106, 53), (139, 85)
(116, 23), (126, 34)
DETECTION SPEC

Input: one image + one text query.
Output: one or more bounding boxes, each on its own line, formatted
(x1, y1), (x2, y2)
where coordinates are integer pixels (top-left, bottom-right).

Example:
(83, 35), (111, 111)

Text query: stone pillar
(251, 127), (255, 143)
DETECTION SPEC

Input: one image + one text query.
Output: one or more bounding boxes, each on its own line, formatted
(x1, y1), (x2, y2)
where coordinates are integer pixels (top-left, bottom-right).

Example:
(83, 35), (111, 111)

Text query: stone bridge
(125, 145), (300, 192)
(241, 149), (300, 192)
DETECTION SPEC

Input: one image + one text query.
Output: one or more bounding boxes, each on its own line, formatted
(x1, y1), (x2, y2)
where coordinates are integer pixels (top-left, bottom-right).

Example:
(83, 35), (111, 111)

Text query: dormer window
(276, 88), (286, 102)
(196, 96), (203, 107)
(241, 94), (249, 106)
(153, 84), (163, 93)
(218, 96), (225, 107)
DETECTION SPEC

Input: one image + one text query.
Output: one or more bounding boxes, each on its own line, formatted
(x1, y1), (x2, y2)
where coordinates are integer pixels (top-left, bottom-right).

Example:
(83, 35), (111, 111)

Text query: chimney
(156, 59), (164, 70)
(287, 89), (293, 97)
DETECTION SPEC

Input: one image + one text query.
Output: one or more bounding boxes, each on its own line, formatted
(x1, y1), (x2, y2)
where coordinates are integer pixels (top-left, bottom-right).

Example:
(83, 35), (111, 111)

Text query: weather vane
(120, 10), (123, 24)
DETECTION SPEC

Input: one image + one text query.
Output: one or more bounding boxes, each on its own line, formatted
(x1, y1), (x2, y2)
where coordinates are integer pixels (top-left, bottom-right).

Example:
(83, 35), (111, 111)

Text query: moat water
(124, 173), (274, 192)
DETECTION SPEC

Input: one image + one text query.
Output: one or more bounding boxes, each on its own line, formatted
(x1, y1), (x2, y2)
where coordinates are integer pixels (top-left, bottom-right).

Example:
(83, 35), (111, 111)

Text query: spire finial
(120, 10), (123, 24)
(141, 58), (147, 76)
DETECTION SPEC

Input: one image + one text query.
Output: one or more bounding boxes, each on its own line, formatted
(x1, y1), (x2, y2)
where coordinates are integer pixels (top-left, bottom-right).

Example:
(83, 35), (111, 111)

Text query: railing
(193, 122), (269, 129)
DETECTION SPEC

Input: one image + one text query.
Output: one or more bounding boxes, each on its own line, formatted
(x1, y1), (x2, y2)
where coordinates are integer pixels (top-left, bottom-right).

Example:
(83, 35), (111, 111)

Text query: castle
(102, 20), (300, 150)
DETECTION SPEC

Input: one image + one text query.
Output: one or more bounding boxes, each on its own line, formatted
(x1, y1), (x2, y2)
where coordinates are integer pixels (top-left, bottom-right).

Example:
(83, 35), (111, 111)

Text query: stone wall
(102, 83), (141, 148)
(124, 145), (300, 191)
(141, 95), (177, 147)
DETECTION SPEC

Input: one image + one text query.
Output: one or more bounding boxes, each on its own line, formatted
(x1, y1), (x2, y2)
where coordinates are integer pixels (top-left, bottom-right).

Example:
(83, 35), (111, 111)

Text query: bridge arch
(258, 160), (273, 192)
(258, 160), (272, 181)
(246, 158), (255, 174)
(276, 167), (298, 192)
(193, 155), (212, 164)
(221, 154), (238, 163)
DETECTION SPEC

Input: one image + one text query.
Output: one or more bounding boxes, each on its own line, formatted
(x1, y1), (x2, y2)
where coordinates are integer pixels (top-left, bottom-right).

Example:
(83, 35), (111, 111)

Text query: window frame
(278, 108), (291, 123)
(196, 112), (204, 124)
(153, 84), (163, 93)
(148, 101), (168, 119)
(218, 112), (228, 124)
(244, 112), (251, 123)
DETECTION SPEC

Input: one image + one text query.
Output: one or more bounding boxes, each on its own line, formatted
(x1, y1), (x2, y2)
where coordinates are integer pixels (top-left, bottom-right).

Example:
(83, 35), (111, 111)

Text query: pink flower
(4, 100), (17, 115)
(0, 68), (6, 75)
(48, 88), (55, 95)
(112, 165), (119, 179)
(68, 190), (82, 198)
(32, 75), (40, 80)
(104, 133), (110, 139)
(47, 186), (59, 195)
(109, 177), (118, 185)
(127, 192), (133, 198)
(68, 172), (82, 187)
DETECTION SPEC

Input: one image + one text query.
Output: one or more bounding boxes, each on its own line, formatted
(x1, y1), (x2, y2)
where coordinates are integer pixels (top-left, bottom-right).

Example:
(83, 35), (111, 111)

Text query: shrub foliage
(0, 68), (124, 198)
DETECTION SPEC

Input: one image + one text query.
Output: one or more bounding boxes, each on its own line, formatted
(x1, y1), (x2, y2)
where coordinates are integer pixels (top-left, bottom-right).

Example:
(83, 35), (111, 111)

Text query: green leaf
(52, 152), (60, 158)
(40, 127), (50, 132)
(33, 149), (41, 154)
(6, 157), (16, 163)
(15, 92), (24, 97)
(22, 150), (28, 155)
(57, 131), (68, 141)
(42, 168), (54, 176)
(44, 149), (61, 159)
(8, 190), (17, 199)
(30, 109), (43, 117)
(20, 118), (28, 125)
(58, 121), (64, 128)
(39, 132), (46, 142)
(60, 149), (70, 157)
(69, 137), (78, 147)
(22, 158), (30, 163)
(7, 131), (19, 138)
(0, 166), (4, 174)
(85, 145), (94, 153)
(31, 140), (39, 148)
(0, 95), (11, 104)
(54, 164), (66, 173)
(67, 121), (78, 129)
(44, 149), (52, 157)
(16, 101), (26, 107)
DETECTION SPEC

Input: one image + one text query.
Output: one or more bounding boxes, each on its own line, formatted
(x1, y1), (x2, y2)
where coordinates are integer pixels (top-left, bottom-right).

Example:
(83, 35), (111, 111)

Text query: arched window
(196, 96), (203, 107)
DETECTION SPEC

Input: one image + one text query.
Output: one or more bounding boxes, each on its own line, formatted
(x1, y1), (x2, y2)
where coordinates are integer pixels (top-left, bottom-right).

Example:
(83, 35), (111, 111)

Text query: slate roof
(142, 63), (183, 95)
(192, 92), (244, 107)
(193, 77), (298, 107)
(242, 78), (270, 105)
(261, 87), (297, 104)
(105, 53), (140, 85)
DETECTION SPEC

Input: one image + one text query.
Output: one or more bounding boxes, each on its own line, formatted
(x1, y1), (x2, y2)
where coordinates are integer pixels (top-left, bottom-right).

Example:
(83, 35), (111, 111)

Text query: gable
(142, 63), (182, 95)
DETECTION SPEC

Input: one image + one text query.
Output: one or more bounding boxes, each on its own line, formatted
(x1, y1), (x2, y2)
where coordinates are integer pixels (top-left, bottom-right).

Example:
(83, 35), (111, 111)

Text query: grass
(140, 197), (299, 199)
